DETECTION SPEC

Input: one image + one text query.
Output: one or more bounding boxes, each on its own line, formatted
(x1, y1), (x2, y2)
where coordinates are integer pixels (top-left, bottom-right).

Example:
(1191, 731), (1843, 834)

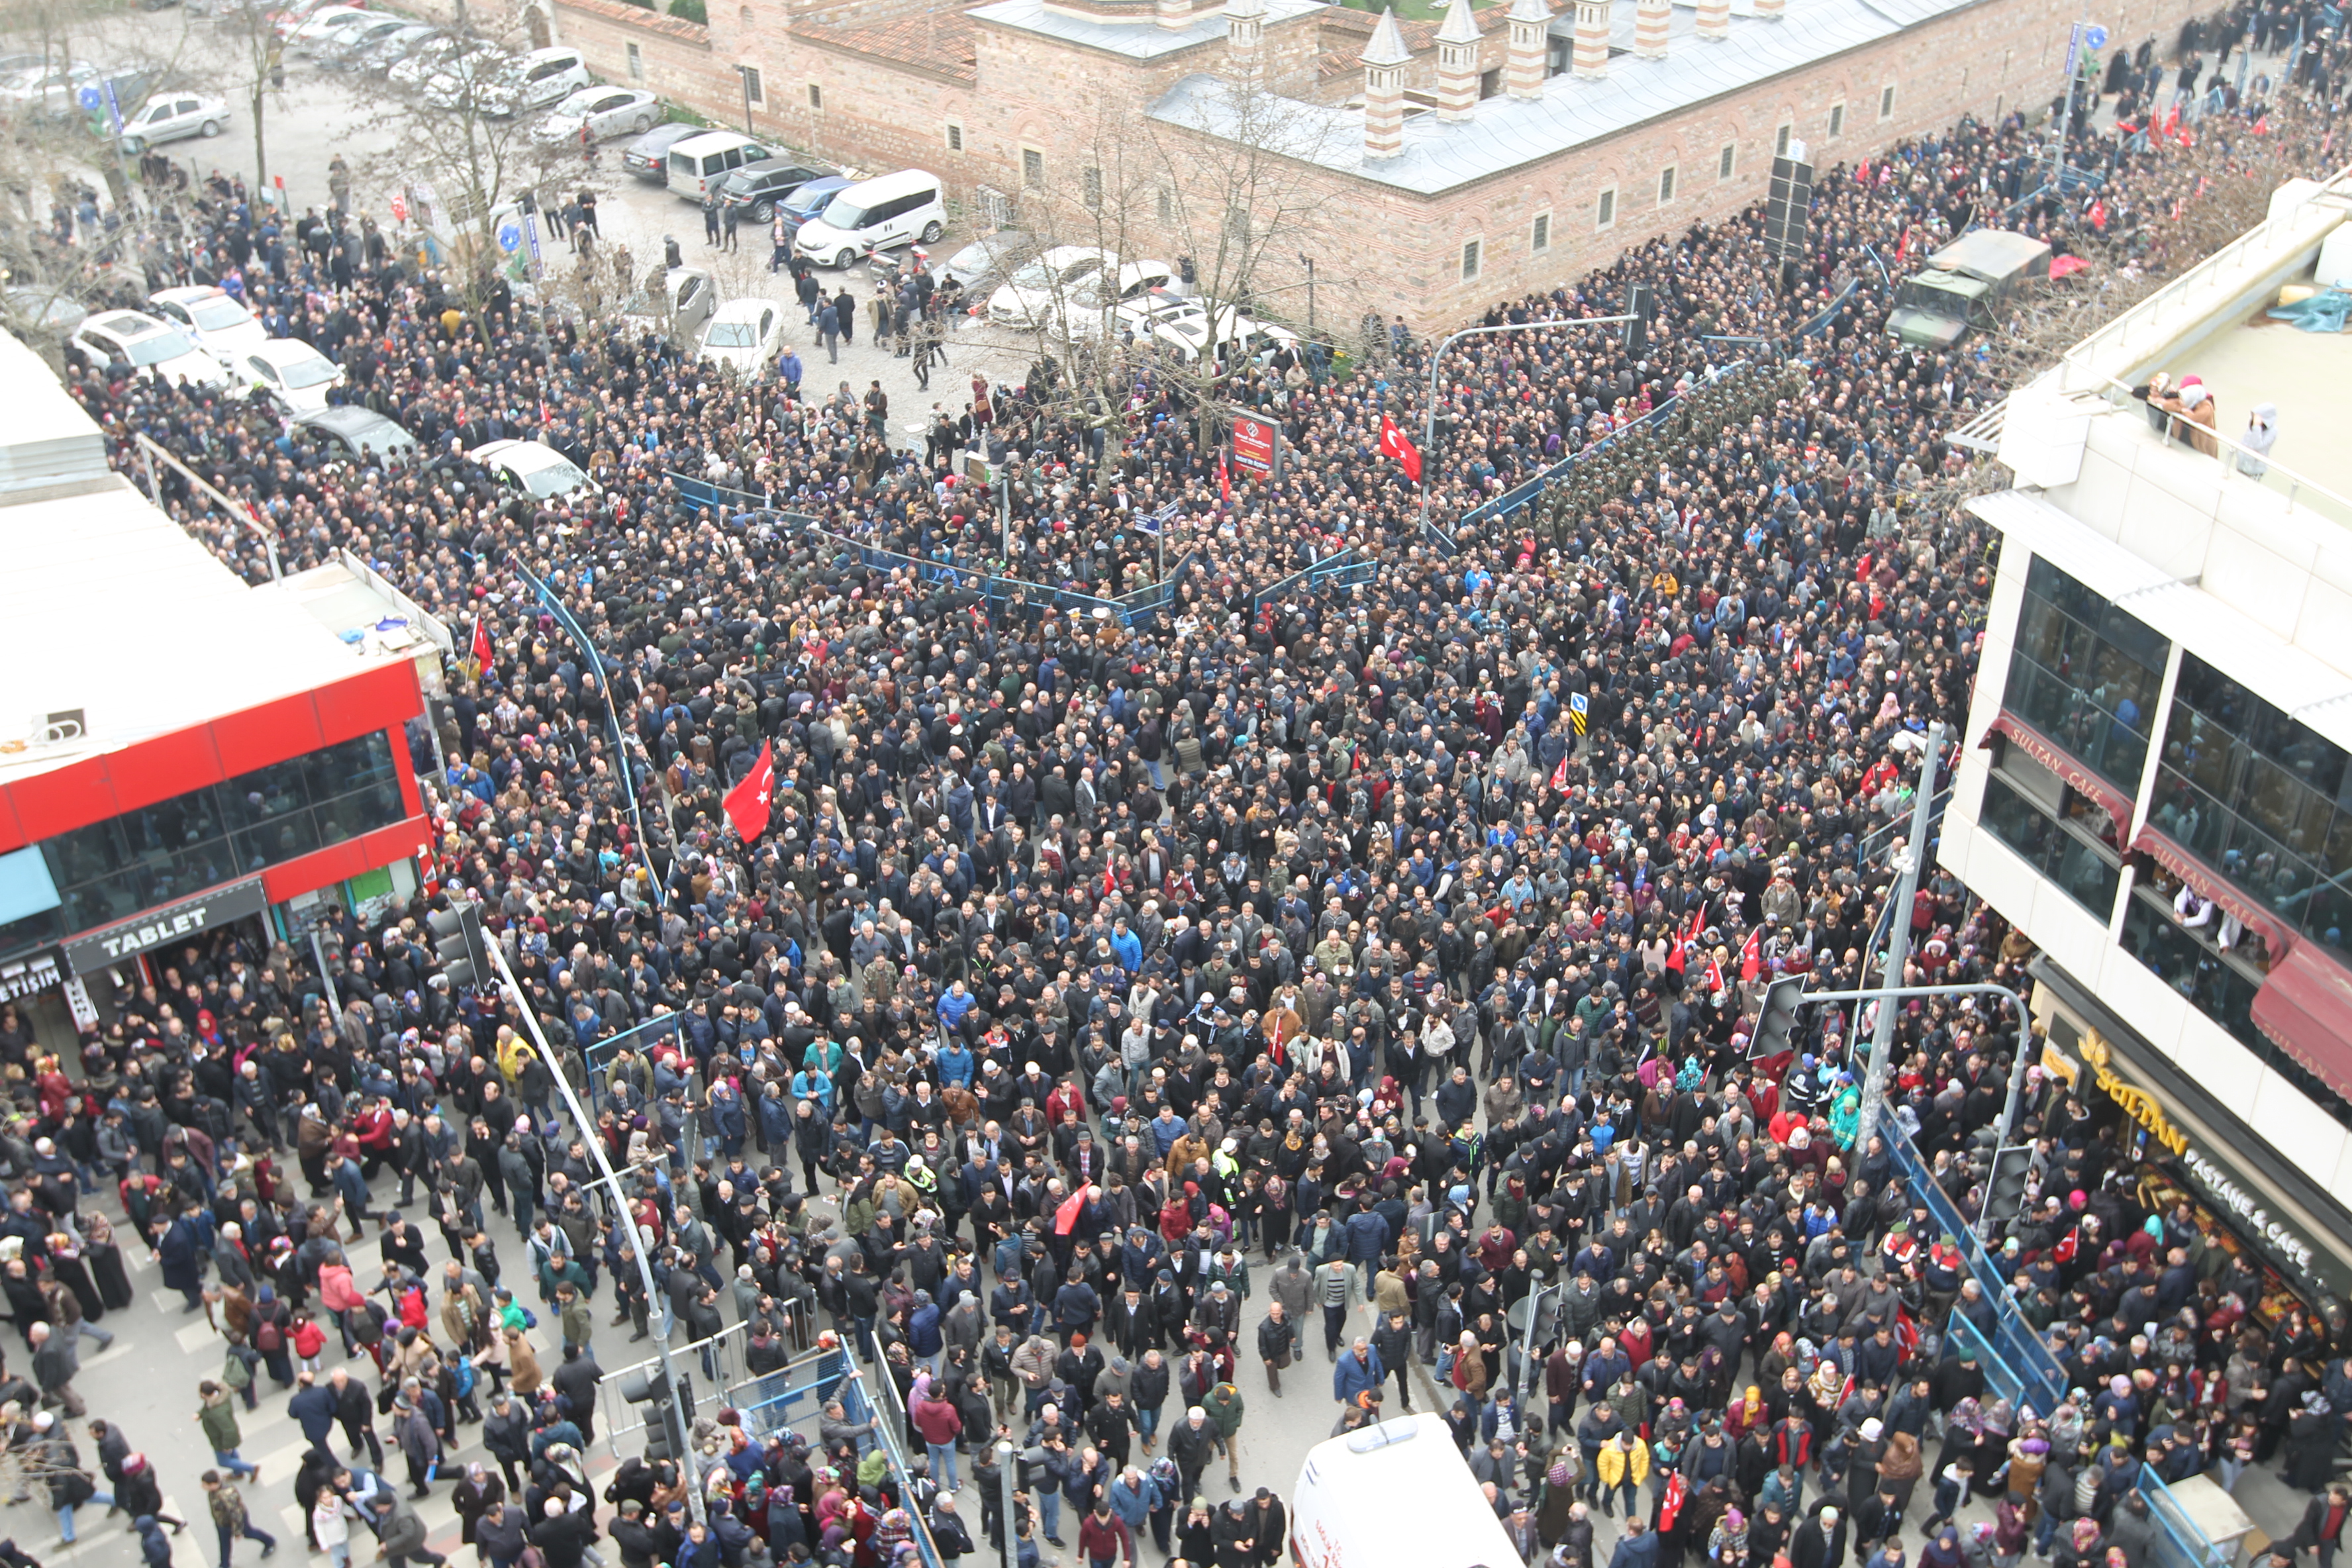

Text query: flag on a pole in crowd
(471, 618), (493, 668)
(1740, 926), (1764, 983)
(1379, 415), (1422, 483)
(722, 741), (776, 841)
(1218, 456), (1231, 502)
(1550, 756), (1569, 792)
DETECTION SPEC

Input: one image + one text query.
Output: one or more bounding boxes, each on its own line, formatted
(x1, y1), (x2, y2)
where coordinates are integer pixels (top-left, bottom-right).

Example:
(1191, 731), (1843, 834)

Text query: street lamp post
(1417, 315), (1637, 543)
(1853, 721), (1945, 1154)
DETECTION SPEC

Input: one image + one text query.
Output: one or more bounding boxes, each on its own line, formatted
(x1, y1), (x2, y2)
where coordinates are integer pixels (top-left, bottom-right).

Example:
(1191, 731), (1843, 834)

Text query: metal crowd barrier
(595, 1320), (751, 1457)
(1456, 359), (1753, 527)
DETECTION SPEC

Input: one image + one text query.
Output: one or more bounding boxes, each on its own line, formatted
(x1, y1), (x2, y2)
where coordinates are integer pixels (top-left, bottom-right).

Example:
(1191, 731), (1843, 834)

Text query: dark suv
(621, 122), (701, 183)
(718, 159), (828, 223)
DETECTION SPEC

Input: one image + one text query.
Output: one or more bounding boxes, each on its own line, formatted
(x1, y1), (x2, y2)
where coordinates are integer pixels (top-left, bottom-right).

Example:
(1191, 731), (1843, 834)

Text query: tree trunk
(250, 86), (268, 195)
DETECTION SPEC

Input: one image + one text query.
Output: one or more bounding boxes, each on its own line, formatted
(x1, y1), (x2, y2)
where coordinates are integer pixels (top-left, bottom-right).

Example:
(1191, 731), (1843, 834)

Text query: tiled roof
(799, 8), (982, 79)
(552, 0), (710, 44)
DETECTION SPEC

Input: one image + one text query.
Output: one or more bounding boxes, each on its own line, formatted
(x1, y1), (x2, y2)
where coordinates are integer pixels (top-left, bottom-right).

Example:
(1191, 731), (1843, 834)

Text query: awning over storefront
(2129, 824), (2300, 964)
(2250, 942), (2352, 1106)
(61, 875), (268, 977)
(1986, 711), (2138, 835)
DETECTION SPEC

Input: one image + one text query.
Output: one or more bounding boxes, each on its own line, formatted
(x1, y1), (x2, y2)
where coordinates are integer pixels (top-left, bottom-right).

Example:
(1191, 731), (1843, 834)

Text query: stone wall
(552, 0), (2216, 327)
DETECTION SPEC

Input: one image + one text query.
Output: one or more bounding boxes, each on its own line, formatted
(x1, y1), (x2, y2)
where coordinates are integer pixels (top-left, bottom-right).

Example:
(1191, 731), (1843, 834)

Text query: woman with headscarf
(1727, 1385), (1770, 1442)
(1967, 1400), (2016, 1494)
(2237, 403), (2279, 477)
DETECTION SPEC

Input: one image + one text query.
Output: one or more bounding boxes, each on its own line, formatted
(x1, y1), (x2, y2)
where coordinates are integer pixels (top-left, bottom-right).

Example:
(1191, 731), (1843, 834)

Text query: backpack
(254, 1311), (285, 1353)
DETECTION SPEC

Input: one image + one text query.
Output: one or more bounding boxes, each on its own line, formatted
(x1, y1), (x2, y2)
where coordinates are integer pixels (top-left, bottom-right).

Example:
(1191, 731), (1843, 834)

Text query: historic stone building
(546, 0), (2206, 325)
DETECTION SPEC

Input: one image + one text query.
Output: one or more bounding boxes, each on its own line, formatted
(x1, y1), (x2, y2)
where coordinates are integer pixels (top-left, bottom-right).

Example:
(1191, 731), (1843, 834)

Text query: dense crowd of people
(0, 3), (2348, 1568)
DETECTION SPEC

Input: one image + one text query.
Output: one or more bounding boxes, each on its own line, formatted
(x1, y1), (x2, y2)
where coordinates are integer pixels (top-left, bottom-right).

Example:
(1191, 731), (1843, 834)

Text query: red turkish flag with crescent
(723, 740), (776, 841)
(1379, 415), (1422, 483)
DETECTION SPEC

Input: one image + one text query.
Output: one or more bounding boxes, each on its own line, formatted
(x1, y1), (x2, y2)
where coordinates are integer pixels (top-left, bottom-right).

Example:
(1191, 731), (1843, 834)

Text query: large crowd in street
(0, 4), (2348, 1568)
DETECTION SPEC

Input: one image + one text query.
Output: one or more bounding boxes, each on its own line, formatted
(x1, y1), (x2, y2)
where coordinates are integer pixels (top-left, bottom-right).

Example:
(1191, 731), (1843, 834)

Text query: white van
(793, 168), (946, 268)
(1291, 1415), (1520, 1568)
(667, 130), (773, 202)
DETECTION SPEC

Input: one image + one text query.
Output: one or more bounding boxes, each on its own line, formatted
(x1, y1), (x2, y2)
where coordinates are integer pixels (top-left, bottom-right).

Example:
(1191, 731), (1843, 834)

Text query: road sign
(2065, 20), (2083, 72)
(2084, 22), (2108, 48)
(100, 78), (121, 132)
(76, 85), (100, 111)
(497, 220), (524, 253)
(522, 211), (543, 279)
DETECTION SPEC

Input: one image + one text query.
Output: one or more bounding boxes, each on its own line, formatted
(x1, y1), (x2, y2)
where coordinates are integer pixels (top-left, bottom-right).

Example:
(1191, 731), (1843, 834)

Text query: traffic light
(1981, 1144), (2035, 1238)
(1746, 974), (1807, 1061)
(428, 901), (491, 991)
(620, 1365), (695, 1461)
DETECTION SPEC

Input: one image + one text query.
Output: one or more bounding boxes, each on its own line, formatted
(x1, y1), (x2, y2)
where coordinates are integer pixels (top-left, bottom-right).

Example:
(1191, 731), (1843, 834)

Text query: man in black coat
(553, 1344), (603, 1442)
(329, 1365), (384, 1469)
(1790, 1504), (1848, 1568)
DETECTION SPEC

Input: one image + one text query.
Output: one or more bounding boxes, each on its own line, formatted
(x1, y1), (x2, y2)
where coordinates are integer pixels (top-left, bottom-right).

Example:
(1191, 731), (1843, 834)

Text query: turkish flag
(471, 618), (493, 667)
(1740, 926), (1763, 984)
(723, 740), (776, 841)
(1218, 456), (1230, 503)
(1549, 757), (1569, 793)
(1379, 415), (1422, 483)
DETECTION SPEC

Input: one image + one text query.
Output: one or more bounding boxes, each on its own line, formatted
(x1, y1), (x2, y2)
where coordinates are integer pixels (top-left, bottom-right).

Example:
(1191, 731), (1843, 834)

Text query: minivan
(794, 168), (946, 269)
(667, 130), (772, 203)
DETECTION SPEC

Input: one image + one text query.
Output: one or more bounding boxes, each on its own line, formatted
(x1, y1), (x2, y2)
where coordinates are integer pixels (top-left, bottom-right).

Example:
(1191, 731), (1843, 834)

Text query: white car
(0, 60), (99, 113)
(71, 309), (231, 387)
(146, 285), (266, 361)
(390, 34), (483, 89)
(1057, 257), (1177, 339)
(476, 46), (589, 115)
(230, 338), (346, 412)
(534, 85), (658, 144)
(1135, 301), (1297, 366)
(117, 92), (230, 154)
(471, 438), (597, 499)
(699, 298), (782, 379)
(987, 246), (1112, 332)
(285, 6), (372, 52)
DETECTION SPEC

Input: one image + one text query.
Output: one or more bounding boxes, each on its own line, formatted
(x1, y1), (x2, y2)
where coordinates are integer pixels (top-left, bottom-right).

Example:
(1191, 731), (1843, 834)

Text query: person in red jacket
(1078, 1500), (1127, 1568)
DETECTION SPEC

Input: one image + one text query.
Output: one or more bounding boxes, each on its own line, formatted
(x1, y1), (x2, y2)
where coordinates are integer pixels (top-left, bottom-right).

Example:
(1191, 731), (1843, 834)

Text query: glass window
(1981, 774), (2122, 919)
(2153, 652), (2352, 958)
(34, 730), (409, 936)
(2000, 555), (2169, 795)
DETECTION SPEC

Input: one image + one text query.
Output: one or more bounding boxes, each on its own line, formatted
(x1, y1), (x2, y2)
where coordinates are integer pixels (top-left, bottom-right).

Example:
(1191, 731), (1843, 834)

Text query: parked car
(420, 45), (514, 111)
(1, 285), (87, 343)
(475, 46), (588, 115)
(117, 92), (230, 154)
(146, 285), (266, 361)
(794, 168), (946, 269)
(617, 266), (716, 346)
(293, 406), (416, 462)
(0, 60), (100, 115)
(718, 158), (830, 224)
(390, 33), (484, 89)
(70, 310), (231, 387)
(316, 15), (411, 68)
(229, 337), (347, 412)
(622, 121), (701, 183)
(471, 438), (597, 498)
(699, 298), (783, 379)
(346, 21), (440, 71)
(934, 230), (1036, 297)
(987, 246), (1112, 332)
(285, 7), (373, 53)
(1134, 300), (1295, 366)
(777, 175), (851, 229)
(270, 0), (362, 39)
(534, 84), (659, 143)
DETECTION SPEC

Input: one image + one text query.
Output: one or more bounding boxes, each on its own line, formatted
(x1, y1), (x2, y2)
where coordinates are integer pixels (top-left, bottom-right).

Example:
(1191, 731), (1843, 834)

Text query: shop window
(36, 732), (407, 935)
(2001, 554), (2170, 796)
(1979, 763), (2122, 922)
(2153, 652), (2352, 959)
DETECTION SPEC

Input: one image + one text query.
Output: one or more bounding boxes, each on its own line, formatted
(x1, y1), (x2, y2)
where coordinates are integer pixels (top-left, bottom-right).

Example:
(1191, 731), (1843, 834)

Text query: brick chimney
(1505, 0), (1550, 97)
(1753, 0), (1784, 18)
(1363, 6), (1410, 158)
(1571, 0), (1607, 77)
(1696, 0), (1728, 40)
(1435, 0), (1481, 121)
(1634, 0), (1668, 56)
(1225, 0), (1265, 54)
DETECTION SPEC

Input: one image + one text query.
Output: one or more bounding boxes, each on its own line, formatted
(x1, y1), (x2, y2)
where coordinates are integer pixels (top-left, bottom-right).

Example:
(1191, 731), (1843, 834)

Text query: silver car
(117, 91), (230, 154)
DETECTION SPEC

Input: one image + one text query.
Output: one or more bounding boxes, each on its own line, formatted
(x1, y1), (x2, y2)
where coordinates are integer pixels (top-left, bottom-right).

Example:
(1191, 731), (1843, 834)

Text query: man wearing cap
(368, 1487), (446, 1568)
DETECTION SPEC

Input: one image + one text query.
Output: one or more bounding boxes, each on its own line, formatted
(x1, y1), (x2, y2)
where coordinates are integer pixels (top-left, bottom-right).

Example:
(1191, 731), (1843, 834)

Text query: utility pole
(487, 940), (705, 1522)
(997, 1438), (1020, 1568)
(1853, 720), (1944, 1153)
